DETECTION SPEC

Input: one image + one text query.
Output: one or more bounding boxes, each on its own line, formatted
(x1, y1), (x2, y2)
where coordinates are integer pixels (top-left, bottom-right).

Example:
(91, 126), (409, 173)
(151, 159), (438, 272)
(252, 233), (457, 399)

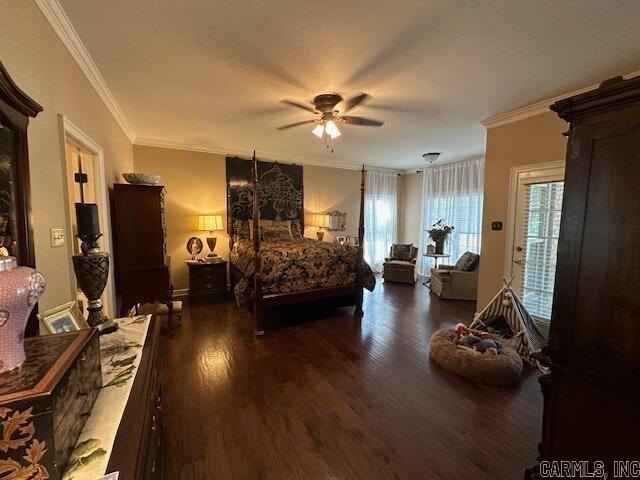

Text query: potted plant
(427, 219), (454, 254)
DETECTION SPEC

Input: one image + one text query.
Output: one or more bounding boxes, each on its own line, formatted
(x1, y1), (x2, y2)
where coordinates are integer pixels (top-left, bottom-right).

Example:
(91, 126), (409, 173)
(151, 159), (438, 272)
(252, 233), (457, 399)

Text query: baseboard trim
(173, 289), (189, 298)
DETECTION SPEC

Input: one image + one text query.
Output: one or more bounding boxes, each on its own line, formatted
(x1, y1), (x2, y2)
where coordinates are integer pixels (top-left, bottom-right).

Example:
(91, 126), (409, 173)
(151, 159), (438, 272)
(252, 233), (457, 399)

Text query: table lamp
(198, 214), (224, 257)
(310, 213), (330, 241)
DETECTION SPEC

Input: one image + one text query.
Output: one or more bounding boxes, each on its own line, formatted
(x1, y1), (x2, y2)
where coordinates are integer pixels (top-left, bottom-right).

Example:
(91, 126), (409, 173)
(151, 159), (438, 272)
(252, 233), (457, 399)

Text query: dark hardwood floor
(159, 278), (542, 479)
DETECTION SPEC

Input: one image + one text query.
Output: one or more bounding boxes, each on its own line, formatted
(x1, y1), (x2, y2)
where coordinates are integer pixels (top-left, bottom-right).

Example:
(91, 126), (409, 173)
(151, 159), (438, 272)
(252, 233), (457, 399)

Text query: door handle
(514, 258), (525, 265)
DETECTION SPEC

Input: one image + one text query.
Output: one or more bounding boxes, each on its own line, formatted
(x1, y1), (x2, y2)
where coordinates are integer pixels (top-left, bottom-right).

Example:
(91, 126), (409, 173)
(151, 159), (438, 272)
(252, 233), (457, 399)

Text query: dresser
(112, 184), (173, 321)
(60, 315), (165, 479)
(525, 76), (640, 477)
(107, 315), (164, 479)
(187, 259), (228, 299)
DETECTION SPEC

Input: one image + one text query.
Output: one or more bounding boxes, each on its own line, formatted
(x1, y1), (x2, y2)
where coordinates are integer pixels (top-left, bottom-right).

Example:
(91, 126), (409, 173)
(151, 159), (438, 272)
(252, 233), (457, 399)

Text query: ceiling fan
(276, 93), (384, 141)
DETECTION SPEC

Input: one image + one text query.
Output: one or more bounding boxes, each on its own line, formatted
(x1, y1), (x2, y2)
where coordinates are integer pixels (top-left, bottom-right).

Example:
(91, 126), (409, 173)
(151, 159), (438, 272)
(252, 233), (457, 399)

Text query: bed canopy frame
(226, 152), (366, 335)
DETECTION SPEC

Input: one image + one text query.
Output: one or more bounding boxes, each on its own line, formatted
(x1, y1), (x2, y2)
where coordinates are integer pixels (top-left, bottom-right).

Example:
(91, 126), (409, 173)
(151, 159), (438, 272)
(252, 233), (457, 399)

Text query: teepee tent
(471, 280), (547, 370)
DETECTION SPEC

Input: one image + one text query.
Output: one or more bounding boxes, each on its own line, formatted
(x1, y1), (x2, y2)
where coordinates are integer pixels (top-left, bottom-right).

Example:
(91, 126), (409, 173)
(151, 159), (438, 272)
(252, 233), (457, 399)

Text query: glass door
(508, 163), (565, 324)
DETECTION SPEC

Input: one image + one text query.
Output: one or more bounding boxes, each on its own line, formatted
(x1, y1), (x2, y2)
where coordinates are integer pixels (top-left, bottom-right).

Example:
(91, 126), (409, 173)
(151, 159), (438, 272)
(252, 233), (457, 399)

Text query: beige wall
(302, 165), (361, 243)
(133, 145), (364, 291)
(133, 146), (228, 291)
(398, 171), (423, 245)
(477, 111), (567, 307)
(0, 1), (133, 311)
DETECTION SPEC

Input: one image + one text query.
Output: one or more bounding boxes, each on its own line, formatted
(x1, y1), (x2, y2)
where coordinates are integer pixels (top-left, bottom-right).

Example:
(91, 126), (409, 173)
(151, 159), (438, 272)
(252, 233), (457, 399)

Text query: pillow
(455, 251), (480, 271)
(390, 244), (414, 261)
(290, 219), (302, 238)
(261, 220), (292, 242)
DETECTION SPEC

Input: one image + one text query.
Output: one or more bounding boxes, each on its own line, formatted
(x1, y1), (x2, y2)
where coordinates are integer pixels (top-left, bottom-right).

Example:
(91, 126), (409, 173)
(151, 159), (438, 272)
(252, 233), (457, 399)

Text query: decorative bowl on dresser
(122, 172), (161, 185)
(186, 259), (228, 300)
(0, 328), (101, 480)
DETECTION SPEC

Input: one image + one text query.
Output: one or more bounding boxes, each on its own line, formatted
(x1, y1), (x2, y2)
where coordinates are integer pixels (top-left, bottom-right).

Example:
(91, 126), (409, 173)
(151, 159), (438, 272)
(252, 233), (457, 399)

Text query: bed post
(226, 176), (234, 251)
(252, 151), (265, 335)
(355, 164), (365, 318)
(299, 167), (305, 234)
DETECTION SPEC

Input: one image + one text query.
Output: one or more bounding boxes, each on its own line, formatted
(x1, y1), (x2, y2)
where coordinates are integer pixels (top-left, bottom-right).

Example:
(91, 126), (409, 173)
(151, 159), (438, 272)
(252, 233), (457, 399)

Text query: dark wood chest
(112, 184), (173, 315)
(107, 315), (165, 479)
(188, 260), (228, 298)
(526, 75), (640, 477)
(0, 329), (101, 479)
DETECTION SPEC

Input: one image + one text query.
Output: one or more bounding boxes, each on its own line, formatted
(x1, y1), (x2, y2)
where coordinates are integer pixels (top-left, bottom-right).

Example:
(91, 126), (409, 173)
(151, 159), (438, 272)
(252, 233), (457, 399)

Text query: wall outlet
(50, 228), (65, 247)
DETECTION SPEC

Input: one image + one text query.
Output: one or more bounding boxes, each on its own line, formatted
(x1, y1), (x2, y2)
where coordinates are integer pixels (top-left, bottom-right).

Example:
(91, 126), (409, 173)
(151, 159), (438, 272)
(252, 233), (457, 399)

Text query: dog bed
(429, 328), (523, 386)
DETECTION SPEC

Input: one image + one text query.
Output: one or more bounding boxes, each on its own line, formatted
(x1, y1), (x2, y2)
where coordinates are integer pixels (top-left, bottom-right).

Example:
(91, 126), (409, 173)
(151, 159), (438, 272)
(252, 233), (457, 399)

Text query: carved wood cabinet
(112, 184), (173, 316)
(526, 75), (640, 477)
(0, 329), (101, 480)
(0, 62), (42, 336)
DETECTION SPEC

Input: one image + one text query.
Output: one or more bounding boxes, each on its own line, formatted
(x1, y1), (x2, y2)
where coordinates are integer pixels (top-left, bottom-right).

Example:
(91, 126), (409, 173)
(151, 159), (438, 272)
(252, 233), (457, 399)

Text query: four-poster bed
(226, 153), (371, 335)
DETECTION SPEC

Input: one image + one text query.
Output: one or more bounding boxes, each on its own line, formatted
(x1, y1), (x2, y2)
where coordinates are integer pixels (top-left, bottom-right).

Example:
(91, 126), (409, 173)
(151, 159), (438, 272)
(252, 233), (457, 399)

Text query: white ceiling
(59, 0), (640, 170)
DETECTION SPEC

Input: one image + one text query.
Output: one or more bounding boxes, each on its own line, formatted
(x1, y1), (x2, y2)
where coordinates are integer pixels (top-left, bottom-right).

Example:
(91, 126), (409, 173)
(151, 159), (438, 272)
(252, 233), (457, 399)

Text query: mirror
(0, 121), (18, 257)
(327, 210), (346, 231)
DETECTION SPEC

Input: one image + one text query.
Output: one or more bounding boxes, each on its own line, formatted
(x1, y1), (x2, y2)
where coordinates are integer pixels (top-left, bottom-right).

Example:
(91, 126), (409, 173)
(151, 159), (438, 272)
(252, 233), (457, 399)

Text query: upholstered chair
(429, 251), (480, 300)
(383, 244), (418, 284)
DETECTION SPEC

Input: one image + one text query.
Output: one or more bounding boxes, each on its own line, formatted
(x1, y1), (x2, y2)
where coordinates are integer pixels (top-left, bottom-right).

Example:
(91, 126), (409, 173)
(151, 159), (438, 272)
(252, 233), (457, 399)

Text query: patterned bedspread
(230, 238), (375, 304)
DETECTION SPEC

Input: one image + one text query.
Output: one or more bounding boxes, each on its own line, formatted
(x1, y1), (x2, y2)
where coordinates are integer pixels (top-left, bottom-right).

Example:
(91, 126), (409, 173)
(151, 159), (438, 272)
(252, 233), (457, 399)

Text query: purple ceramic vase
(0, 257), (46, 374)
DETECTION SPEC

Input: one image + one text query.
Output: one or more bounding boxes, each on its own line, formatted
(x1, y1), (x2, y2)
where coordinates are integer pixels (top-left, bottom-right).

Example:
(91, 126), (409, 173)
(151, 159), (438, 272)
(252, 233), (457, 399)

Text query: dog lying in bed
(453, 323), (503, 355)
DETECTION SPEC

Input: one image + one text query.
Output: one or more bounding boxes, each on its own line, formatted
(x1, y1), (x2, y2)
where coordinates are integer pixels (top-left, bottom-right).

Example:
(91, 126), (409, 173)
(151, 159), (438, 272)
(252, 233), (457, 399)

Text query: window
(519, 181), (564, 321)
(427, 193), (483, 264)
(364, 171), (397, 272)
(418, 158), (484, 275)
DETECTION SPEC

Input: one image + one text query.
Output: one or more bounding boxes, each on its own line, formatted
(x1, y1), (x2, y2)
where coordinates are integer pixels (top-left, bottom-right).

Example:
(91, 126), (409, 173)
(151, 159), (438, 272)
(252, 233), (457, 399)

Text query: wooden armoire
(112, 184), (173, 320)
(526, 75), (640, 477)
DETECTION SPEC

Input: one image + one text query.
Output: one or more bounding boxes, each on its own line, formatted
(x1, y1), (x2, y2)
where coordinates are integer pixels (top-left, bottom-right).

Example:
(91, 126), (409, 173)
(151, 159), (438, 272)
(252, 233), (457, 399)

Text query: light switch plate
(50, 228), (65, 247)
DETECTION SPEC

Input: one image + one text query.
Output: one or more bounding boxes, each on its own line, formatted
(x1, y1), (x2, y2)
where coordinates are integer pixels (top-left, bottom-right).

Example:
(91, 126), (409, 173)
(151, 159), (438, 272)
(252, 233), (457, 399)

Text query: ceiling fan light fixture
(325, 120), (341, 139)
(312, 123), (325, 138)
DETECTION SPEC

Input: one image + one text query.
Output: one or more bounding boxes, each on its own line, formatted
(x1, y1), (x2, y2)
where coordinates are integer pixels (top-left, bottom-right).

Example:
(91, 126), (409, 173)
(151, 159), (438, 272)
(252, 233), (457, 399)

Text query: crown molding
(482, 70), (640, 129)
(34, 0), (136, 141)
(133, 137), (402, 173)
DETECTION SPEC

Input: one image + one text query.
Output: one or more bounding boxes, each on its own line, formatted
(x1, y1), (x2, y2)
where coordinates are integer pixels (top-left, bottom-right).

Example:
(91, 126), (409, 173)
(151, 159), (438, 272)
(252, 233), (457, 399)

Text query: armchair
(383, 244), (418, 284)
(430, 252), (479, 300)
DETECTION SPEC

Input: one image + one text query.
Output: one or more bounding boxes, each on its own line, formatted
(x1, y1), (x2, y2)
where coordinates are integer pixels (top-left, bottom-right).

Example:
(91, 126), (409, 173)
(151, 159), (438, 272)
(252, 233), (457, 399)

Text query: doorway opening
(60, 115), (115, 319)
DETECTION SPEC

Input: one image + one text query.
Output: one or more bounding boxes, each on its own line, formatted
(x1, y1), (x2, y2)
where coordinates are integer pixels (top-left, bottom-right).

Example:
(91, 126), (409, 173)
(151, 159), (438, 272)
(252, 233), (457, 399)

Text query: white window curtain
(418, 158), (484, 275)
(364, 169), (398, 272)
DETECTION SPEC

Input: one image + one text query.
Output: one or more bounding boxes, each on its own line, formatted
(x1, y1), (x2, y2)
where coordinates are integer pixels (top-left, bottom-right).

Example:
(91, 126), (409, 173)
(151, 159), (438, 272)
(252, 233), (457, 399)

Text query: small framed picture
(351, 237), (360, 247)
(426, 244), (435, 254)
(38, 301), (88, 334)
(336, 235), (347, 245)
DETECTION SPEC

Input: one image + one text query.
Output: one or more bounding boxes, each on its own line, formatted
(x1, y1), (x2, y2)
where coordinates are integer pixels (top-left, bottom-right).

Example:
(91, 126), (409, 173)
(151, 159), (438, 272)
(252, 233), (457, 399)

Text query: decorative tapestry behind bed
(226, 156), (303, 231)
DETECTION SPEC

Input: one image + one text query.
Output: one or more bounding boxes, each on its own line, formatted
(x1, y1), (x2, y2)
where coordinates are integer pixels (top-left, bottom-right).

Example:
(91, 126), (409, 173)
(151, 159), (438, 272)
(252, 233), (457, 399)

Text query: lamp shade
(198, 214), (224, 232)
(310, 213), (330, 228)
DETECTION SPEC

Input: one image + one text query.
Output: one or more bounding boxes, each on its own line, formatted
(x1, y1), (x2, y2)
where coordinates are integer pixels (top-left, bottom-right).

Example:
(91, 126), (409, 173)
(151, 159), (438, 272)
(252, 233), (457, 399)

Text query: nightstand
(186, 260), (228, 299)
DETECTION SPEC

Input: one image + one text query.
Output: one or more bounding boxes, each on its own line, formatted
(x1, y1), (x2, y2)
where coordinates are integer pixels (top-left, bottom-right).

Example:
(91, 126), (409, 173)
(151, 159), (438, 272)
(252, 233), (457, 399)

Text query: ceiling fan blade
(280, 99), (318, 114)
(276, 119), (317, 131)
(340, 115), (384, 127)
(337, 93), (371, 114)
